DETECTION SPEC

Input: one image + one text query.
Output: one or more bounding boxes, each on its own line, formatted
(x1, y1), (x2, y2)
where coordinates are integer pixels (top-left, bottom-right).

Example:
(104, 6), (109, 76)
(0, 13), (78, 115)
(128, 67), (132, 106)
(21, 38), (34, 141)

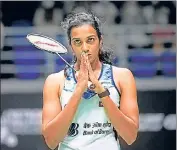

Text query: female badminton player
(42, 12), (139, 150)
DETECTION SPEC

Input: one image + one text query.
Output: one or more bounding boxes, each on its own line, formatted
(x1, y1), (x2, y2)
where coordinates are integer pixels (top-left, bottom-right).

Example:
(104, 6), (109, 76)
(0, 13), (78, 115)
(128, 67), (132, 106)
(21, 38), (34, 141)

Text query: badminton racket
(26, 33), (94, 89)
(26, 33), (76, 72)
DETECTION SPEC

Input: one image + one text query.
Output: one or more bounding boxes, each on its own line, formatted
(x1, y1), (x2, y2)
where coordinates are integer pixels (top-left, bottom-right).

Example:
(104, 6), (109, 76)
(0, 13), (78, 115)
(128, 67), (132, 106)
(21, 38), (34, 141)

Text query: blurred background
(0, 1), (176, 150)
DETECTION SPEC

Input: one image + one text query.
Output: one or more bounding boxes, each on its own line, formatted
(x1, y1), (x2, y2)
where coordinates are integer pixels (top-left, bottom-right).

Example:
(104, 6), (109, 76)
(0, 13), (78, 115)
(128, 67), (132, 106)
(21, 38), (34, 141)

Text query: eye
(74, 40), (81, 45)
(87, 38), (95, 43)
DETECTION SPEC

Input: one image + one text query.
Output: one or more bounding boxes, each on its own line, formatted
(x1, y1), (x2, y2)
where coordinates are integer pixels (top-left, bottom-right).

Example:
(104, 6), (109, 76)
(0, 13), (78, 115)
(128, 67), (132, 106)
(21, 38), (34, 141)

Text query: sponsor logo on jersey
(68, 123), (79, 137)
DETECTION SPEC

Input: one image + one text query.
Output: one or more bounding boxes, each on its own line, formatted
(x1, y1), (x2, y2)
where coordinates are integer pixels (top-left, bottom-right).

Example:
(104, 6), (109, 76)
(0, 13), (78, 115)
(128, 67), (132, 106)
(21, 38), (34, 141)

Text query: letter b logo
(68, 123), (79, 137)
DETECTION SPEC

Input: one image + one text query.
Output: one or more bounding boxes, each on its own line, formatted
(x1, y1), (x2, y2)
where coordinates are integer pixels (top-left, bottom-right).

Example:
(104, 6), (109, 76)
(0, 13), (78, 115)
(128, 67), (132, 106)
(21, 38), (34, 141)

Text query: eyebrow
(71, 38), (80, 41)
(87, 35), (96, 38)
(71, 35), (96, 41)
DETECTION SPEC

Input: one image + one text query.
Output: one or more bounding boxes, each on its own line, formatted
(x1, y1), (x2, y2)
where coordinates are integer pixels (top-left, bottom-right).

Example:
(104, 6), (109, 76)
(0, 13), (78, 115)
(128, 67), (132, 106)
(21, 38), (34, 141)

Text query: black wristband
(98, 89), (110, 98)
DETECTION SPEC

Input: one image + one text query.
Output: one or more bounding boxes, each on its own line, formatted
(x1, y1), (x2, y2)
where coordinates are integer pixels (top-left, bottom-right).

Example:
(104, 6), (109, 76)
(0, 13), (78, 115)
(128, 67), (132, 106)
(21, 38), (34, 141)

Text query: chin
(88, 58), (93, 63)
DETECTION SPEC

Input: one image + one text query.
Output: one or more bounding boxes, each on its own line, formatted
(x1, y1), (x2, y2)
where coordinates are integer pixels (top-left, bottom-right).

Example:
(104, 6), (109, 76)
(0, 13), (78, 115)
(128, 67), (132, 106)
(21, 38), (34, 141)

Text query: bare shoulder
(112, 66), (136, 94)
(112, 66), (135, 79)
(44, 70), (65, 91)
(45, 70), (64, 82)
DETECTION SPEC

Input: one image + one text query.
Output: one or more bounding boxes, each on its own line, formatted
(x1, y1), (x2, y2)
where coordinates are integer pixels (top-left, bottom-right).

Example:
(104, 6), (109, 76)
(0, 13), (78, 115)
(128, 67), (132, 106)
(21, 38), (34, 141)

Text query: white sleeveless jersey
(58, 63), (121, 150)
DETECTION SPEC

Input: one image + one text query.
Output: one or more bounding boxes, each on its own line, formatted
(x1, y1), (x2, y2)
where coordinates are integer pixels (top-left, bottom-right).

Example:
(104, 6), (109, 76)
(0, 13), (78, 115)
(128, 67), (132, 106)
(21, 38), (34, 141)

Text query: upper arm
(42, 72), (63, 131)
(118, 68), (139, 128)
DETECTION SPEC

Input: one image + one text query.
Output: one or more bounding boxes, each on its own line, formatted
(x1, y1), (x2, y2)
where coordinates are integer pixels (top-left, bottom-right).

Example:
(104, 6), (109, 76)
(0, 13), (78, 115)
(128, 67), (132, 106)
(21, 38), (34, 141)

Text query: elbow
(126, 137), (137, 145)
(126, 130), (138, 145)
(127, 122), (139, 145)
(45, 139), (58, 150)
(43, 133), (58, 150)
(42, 128), (59, 150)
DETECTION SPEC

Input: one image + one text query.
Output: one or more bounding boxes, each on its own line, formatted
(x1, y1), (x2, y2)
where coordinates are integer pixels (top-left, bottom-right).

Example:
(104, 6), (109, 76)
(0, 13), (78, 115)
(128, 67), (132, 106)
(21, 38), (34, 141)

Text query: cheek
(71, 44), (82, 59)
(91, 43), (100, 54)
(71, 44), (79, 54)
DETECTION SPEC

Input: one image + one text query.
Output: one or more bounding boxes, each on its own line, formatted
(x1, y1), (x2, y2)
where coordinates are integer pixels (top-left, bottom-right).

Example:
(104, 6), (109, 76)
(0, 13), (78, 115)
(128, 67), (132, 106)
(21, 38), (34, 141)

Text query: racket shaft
(56, 53), (76, 72)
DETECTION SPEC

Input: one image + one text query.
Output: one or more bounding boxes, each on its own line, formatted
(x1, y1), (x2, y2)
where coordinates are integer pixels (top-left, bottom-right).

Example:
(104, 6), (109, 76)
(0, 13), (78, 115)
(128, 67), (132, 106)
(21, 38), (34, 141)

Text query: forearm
(101, 96), (138, 145)
(42, 86), (83, 149)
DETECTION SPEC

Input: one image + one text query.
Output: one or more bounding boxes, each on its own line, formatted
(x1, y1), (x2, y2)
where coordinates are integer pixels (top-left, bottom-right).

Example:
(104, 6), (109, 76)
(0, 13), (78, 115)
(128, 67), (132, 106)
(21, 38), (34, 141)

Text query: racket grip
(88, 81), (96, 90)
(88, 81), (92, 87)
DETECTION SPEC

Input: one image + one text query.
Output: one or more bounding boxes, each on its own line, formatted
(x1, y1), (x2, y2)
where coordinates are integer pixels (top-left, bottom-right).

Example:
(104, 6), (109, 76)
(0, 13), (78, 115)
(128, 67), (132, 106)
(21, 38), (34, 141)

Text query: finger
(80, 53), (85, 70)
(82, 53), (88, 71)
(87, 60), (98, 84)
(80, 53), (88, 79)
(85, 58), (91, 81)
(75, 71), (79, 81)
(87, 59), (93, 74)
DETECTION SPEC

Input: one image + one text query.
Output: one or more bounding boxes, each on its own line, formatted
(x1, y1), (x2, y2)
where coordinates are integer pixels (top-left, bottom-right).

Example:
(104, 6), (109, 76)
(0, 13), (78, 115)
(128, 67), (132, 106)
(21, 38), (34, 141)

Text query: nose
(81, 42), (89, 53)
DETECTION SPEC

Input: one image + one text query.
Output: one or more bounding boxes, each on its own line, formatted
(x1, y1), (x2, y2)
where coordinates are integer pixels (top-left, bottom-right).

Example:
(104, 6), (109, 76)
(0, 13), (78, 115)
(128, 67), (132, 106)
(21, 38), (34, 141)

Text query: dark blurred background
(0, 1), (176, 150)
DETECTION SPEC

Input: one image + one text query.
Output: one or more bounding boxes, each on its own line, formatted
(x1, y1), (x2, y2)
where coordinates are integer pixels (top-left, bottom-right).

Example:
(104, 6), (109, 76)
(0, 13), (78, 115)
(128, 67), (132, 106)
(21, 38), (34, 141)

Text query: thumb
(87, 59), (93, 74)
(75, 71), (79, 81)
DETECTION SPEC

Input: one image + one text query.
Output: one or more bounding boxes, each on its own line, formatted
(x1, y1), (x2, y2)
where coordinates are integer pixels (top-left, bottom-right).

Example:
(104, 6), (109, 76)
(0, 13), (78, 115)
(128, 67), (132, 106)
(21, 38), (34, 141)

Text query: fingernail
(81, 51), (85, 55)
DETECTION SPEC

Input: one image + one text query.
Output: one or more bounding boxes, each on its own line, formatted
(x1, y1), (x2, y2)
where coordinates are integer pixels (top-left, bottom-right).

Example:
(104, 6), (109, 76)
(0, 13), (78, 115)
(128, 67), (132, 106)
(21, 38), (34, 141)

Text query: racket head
(26, 33), (68, 54)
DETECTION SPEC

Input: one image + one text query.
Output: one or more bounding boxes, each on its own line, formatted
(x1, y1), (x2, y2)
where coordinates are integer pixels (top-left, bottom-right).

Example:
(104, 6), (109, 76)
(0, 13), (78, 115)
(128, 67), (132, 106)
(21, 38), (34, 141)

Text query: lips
(88, 54), (92, 58)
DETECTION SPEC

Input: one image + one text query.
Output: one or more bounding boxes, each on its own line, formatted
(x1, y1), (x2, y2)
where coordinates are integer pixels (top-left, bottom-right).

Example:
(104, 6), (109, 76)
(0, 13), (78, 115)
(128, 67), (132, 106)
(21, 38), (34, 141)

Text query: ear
(99, 35), (103, 47)
(99, 37), (103, 55)
(70, 42), (74, 53)
(71, 47), (74, 53)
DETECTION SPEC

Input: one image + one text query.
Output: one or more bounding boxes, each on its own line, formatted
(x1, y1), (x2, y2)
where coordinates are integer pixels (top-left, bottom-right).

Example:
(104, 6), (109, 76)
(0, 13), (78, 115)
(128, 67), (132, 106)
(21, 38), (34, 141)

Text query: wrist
(96, 83), (106, 94)
(98, 88), (110, 98)
(75, 85), (85, 95)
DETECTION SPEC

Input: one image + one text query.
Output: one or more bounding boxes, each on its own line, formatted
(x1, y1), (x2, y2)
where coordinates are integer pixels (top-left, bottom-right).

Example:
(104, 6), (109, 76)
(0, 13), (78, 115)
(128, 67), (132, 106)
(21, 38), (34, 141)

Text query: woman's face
(70, 24), (102, 63)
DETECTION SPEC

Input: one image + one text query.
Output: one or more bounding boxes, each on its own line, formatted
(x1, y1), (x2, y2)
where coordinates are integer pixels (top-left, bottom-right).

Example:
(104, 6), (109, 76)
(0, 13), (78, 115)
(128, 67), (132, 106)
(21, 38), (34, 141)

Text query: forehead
(71, 24), (97, 38)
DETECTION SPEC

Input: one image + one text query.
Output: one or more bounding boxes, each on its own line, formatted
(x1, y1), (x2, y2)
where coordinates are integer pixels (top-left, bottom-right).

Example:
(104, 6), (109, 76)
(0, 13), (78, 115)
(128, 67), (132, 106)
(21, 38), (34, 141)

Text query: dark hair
(61, 11), (113, 65)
